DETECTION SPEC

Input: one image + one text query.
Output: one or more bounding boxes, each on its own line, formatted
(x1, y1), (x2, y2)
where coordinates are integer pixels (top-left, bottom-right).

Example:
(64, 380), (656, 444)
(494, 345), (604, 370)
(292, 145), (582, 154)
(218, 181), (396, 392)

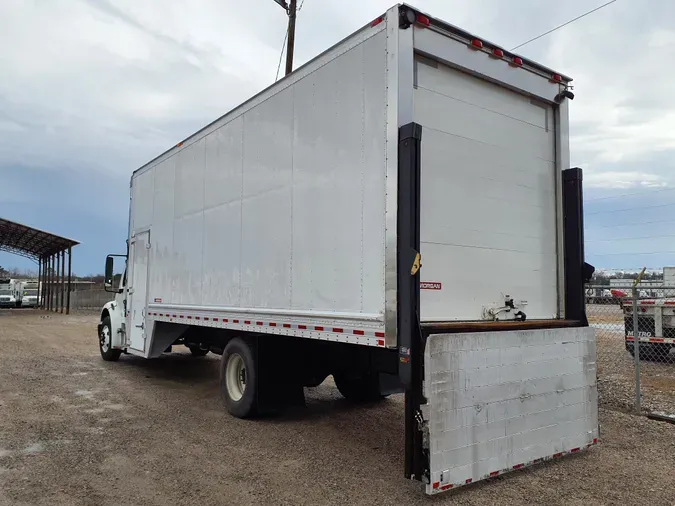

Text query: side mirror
(104, 256), (114, 288)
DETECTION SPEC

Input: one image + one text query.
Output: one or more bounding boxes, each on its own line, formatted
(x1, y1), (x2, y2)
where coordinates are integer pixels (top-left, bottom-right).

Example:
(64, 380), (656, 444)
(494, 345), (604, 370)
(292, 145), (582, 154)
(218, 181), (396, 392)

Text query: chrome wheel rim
(226, 353), (246, 402)
(100, 325), (111, 353)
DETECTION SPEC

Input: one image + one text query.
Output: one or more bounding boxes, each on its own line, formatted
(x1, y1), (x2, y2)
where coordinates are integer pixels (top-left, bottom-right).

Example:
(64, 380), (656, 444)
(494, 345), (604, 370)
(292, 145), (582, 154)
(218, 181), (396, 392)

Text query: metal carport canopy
(0, 218), (79, 260)
(0, 217), (79, 314)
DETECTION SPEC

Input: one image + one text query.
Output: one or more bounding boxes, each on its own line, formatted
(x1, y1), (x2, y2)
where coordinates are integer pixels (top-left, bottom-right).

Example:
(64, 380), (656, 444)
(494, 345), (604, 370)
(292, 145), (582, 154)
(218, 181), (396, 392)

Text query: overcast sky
(1, 0), (674, 275)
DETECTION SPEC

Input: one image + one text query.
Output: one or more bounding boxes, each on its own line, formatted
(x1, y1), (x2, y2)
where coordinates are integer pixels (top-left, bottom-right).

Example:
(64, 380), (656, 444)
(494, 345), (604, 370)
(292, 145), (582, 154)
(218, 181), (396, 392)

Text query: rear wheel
(99, 316), (122, 362)
(333, 372), (387, 402)
(220, 338), (258, 418)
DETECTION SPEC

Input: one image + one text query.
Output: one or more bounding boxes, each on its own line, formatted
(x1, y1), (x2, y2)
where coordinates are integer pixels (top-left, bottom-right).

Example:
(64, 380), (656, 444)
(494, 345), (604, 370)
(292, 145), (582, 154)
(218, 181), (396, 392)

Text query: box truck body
(99, 4), (597, 494)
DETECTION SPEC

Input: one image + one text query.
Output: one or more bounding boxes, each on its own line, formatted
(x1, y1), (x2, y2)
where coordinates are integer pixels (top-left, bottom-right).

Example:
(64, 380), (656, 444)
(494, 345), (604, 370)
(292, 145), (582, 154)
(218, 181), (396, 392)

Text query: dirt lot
(1, 311), (674, 506)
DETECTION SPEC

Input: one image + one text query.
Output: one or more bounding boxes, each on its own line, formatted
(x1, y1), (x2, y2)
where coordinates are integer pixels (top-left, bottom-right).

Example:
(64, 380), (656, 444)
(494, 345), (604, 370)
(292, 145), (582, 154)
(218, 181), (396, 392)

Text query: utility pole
(272, 0), (297, 76)
(285, 0), (297, 76)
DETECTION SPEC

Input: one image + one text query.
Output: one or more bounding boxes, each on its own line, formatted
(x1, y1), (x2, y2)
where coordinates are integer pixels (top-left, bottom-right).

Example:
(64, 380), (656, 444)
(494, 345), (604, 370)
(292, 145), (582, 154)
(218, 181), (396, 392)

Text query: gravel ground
(1, 310), (674, 506)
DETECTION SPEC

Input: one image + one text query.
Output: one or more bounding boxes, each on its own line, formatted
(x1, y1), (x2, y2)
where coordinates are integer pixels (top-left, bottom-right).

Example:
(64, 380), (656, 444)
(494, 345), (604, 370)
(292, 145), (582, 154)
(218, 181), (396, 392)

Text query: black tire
(220, 338), (258, 418)
(333, 372), (386, 402)
(188, 345), (209, 357)
(99, 316), (122, 362)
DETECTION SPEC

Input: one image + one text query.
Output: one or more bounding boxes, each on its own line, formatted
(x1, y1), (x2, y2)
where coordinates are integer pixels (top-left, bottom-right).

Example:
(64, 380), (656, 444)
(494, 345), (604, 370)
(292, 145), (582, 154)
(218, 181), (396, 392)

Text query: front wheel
(99, 316), (122, 361)
(220, 338), (258, 418)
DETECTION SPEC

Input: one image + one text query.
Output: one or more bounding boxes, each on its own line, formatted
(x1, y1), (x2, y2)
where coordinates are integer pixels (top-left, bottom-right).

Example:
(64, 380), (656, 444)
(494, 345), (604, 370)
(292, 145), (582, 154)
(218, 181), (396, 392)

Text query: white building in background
(609, 279), (662, 289)
(664, 267), (675, 287)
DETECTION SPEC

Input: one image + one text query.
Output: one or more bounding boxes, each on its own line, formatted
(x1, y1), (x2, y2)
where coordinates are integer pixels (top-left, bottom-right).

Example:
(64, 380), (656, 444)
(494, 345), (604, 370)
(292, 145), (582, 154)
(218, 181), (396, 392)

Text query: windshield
(0, 289), (11, 295)
(24, 290), (37, 296)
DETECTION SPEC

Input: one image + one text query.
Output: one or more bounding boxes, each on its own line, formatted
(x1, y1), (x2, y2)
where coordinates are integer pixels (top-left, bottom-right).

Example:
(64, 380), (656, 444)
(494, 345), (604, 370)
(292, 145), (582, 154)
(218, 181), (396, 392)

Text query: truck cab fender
(100, 300), (125, 349)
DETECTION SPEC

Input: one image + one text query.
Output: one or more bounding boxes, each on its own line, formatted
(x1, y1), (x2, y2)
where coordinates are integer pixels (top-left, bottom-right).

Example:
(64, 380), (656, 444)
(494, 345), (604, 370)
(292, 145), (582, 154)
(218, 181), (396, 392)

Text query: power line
(275, 26), (289, 81)
(510, 0), (618, 51)
(588, 233), (675, 243)
(591, 250), (675, 257)
(586, 201), (675, 216)
(589, 218), (675, 229)
(586, 186), (675, 202)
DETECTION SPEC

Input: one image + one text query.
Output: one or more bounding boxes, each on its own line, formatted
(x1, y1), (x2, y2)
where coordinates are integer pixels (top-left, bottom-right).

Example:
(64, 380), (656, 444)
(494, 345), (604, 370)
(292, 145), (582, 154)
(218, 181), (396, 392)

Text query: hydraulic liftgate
(398, 124), (597, 492)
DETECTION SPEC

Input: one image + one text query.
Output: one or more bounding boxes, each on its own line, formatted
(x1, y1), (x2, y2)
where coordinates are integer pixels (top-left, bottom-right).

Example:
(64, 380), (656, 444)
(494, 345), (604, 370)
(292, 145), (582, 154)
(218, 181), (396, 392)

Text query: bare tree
(4, 267), (38, 278)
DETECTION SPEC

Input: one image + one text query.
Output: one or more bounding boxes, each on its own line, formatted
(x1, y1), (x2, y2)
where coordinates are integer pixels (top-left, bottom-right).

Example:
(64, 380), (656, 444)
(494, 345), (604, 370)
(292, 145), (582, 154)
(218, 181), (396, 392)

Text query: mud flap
(421, 327), (598, 494)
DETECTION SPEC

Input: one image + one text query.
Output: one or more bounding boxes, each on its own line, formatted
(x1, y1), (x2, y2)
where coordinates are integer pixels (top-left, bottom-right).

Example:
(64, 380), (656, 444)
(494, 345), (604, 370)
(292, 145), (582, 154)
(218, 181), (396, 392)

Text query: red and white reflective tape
(626, 336), (675, 344)
(635, 300), (675, 306)
(430, 438), (598, 494)
(148, 312), (387, 347)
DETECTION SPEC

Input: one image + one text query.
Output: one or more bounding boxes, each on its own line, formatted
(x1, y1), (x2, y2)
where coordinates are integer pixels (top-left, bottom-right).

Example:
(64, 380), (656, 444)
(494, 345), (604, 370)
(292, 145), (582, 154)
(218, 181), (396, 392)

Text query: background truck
(17, 280), (39, 307)
(624, 299), (675, 361)
(623, 267), (675, 361)
(0, 279), (18, 308)
(99, 4), (597, 494)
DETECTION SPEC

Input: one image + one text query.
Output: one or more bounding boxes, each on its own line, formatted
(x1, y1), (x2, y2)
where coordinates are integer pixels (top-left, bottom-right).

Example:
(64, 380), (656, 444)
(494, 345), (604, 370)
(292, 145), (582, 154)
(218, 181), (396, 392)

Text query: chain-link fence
(43, 283), (113, 312)
(588, 284), (675, 417)
(69, 288), (114, 310)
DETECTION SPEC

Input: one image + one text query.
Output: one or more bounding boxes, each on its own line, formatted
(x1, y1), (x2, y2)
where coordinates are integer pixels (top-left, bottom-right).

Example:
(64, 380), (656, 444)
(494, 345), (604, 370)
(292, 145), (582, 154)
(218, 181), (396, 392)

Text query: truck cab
(0, 279), (18, 308)
(97, 256), (128, 361)
(18, 280), (40, 307)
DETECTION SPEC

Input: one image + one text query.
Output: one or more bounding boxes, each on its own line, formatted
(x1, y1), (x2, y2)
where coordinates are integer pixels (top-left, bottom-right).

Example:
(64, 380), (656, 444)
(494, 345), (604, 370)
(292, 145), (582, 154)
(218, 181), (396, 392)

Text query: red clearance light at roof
(471, 39), (483, 49)
(492, 48), (504, 58)
(416, 14), (430, 27)
(551, 73), (562, 82)
(371, 16), (384, 27)
(511, 56), (523, 66)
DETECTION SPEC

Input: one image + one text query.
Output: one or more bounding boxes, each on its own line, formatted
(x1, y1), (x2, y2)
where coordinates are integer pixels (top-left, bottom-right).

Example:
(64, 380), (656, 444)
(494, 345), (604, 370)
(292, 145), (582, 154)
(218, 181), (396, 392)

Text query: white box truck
(17, 280), (40, 307)
(0, 279), (18, 308)
(98, 4), (597, 494)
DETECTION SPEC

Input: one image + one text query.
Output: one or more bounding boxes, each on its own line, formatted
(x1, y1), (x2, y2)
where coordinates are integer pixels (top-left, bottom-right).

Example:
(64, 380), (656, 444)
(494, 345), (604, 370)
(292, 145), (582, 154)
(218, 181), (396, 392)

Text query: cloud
(540, 1), (675, 168)
(584, 171), (670, 189)
(0, 0), (284, 176)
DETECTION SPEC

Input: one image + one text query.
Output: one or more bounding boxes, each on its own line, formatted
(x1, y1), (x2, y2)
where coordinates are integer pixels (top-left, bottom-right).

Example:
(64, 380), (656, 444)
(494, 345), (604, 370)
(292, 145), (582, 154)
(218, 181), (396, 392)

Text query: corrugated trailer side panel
(130, 26), (389, 327)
